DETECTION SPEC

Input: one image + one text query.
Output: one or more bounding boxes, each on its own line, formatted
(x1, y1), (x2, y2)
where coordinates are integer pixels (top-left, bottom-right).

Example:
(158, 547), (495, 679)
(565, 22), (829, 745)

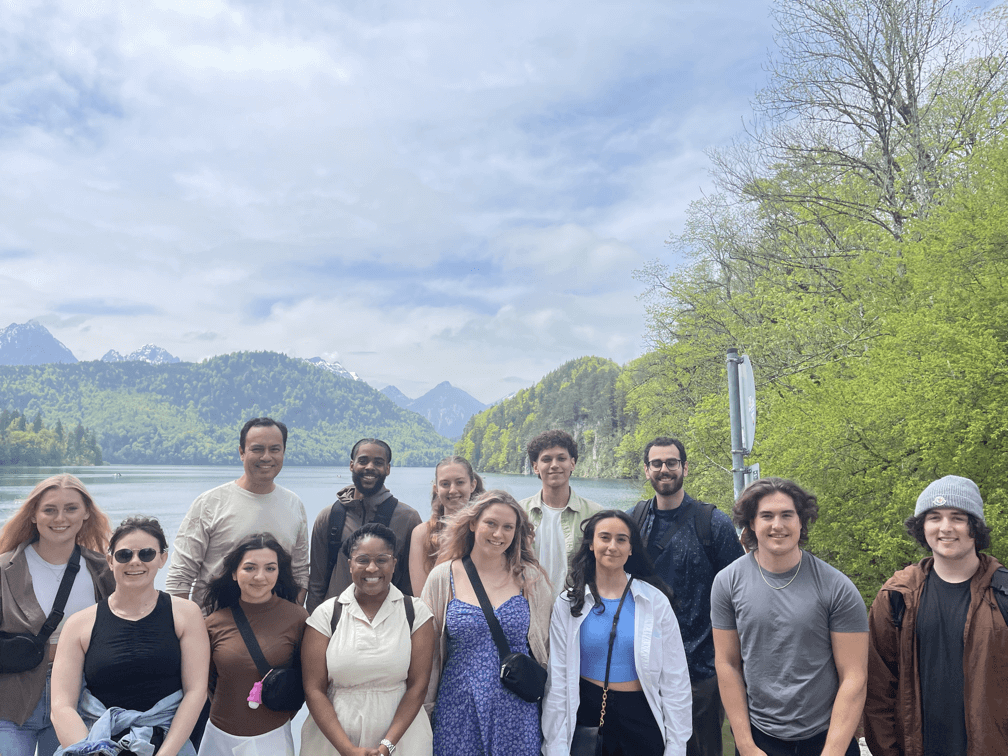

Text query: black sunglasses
(112, 547), (160, 564)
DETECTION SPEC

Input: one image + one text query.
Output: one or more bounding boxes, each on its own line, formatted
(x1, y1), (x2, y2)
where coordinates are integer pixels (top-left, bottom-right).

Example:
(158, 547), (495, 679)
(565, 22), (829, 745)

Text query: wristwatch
(380, 739), (396, 755)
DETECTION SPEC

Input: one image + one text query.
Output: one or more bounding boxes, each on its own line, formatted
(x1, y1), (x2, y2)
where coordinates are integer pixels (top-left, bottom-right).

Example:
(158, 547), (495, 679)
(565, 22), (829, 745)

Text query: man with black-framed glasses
(629, 436), (743, 756)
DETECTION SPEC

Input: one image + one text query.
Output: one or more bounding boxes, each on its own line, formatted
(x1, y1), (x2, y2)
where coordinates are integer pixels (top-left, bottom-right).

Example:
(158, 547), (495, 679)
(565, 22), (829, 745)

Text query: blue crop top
(579, 595), (637, 683)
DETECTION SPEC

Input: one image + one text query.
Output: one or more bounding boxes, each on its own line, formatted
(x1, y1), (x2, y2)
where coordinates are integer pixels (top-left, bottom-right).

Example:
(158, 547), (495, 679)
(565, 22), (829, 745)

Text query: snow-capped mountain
(101, 345), (182, 364)
(0, 321), (78, 365)
(303, 357), (361, 382)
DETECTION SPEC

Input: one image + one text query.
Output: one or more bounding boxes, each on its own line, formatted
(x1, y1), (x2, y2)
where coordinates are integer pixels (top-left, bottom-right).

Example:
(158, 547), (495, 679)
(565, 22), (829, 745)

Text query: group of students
(0, 417), (1003, 756)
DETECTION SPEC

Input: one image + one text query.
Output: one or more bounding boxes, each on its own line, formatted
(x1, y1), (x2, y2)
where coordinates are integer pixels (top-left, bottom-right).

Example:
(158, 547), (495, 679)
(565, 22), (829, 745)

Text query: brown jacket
(864, 554), (1008, 756)
(0, 541), (115, 725)
(306, 486), (421, 613)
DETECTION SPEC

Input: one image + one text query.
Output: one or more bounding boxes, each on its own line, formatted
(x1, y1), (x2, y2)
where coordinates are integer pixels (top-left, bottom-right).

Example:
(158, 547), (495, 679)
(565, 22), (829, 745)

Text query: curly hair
(564, 509), (673, 616)
(903, 511), (992, 554)
(109, 515), (168, 553)
(0, 474), (111, 555)
(203, 532), (299, 614)
(732, 477), (819, 552)
(422, 456), (486, 573)
(341, 522), (397, 559)
(527, 429), (578, 466)
(437, 490), (546, 583)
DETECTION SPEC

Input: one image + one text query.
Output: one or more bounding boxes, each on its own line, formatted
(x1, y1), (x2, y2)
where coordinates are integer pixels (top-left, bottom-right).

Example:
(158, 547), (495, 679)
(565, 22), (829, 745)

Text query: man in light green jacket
(518, 429), (601, 600)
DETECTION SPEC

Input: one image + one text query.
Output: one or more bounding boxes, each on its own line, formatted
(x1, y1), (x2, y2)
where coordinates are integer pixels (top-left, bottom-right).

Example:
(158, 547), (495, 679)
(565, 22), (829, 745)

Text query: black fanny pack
(0, 545), (82, 674)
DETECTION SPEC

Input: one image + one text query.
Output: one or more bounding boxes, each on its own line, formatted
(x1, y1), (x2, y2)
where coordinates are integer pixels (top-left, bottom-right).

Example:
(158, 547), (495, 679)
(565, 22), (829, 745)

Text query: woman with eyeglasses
(542, 509), (691, 756)
(199, 533), (309, 756)
(301, 523), (435, 756)
(50, 516), (210, 756)
(0, 475), (115, 756)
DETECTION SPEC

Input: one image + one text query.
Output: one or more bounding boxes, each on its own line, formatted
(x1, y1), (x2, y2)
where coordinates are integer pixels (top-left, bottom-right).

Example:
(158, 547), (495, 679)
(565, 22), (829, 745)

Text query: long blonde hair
(423, 456), (485, 573)
(0, 474), (112, 555)
(437, 490), (545, 581)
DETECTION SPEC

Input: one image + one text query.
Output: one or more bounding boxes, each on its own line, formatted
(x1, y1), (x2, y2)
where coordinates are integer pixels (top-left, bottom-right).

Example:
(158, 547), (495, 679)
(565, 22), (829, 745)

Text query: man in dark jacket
(306, 438), (421, 612)
(630, 436), (743, 756)
(864, 475), (1008, 756)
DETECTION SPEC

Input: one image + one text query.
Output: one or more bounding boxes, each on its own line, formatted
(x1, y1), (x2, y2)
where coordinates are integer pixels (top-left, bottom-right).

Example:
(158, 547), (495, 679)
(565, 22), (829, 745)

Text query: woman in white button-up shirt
(542, 509), (692, 756)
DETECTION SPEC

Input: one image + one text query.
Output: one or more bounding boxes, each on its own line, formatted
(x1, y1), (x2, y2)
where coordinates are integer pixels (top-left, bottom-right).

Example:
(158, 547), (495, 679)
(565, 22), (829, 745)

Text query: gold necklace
(755, 551), (802, 590)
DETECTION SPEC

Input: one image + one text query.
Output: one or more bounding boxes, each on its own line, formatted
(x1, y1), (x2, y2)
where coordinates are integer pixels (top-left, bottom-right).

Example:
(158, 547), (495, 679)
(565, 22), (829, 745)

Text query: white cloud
(0, 0), (777, 400)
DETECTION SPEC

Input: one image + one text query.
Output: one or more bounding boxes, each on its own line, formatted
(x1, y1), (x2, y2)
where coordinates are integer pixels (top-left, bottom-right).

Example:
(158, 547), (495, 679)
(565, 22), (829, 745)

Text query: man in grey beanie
(863, 475), (1008, 756)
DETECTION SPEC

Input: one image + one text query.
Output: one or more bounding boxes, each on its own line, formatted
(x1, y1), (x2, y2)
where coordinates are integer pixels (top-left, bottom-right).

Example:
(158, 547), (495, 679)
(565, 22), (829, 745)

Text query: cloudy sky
(1, 0), (778, 403)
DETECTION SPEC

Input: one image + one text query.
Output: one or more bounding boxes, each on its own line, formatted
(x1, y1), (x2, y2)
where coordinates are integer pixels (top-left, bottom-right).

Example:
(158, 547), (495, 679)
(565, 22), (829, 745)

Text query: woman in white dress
(301, 523), (435, 756)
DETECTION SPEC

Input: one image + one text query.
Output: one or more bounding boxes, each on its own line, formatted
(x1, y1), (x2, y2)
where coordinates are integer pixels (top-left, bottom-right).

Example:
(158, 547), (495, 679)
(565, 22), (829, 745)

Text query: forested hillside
(0, 409), (103, 465)
(457, 357), (636, 478)
(0, 351), (452, 465)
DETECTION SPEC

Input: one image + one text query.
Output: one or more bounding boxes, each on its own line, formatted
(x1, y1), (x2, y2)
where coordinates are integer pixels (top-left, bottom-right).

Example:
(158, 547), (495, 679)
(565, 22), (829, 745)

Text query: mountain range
(381, 381), (489, 440)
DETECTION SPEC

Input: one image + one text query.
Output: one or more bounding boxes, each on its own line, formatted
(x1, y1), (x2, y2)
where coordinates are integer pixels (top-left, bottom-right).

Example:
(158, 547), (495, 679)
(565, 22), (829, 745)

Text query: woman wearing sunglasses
(199, 533), (308, 756)
(0, 475), (115, 756)
(542, 510), (691, 756)
(50, 516), (210, 756)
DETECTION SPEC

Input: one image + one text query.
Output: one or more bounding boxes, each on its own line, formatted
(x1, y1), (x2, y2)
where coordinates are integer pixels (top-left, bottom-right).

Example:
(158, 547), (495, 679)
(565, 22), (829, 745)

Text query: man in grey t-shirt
(711, 478), (868, 756)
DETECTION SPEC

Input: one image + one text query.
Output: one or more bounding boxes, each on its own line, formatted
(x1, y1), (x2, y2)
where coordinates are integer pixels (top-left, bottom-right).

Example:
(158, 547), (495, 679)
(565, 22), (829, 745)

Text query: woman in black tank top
(49, 516), (210, 756)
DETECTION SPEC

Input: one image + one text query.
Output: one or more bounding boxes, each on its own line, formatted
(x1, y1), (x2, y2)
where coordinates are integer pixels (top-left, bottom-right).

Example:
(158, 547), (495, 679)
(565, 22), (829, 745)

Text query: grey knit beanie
(914, 475), (984, 524)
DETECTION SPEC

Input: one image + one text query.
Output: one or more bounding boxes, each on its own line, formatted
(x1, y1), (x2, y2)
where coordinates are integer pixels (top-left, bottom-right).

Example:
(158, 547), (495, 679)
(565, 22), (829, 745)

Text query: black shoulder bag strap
(330, 594), (415, 634)
(38, 545), (82, 641)
(230, 604), (271, 678)
(596, 578), (634, 727)
(462, 556), (516, 664)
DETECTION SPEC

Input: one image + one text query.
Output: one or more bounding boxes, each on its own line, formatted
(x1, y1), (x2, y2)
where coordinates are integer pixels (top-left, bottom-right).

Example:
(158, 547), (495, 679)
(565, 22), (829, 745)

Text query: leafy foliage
(0, 409), (103, 465)
(0, 352), (452, 466)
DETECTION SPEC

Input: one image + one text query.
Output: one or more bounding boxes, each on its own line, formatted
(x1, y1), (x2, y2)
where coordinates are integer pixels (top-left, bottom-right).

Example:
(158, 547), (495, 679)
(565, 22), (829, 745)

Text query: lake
(0, 464), (645, 551)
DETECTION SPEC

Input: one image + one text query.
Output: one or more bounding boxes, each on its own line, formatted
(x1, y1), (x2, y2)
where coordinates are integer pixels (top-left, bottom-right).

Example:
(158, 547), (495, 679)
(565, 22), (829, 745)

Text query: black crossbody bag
(461, 555), (547, 703)
(570, 578), (634, 756)
(0, 545), (82, 674)
(230, 603), (305, 713)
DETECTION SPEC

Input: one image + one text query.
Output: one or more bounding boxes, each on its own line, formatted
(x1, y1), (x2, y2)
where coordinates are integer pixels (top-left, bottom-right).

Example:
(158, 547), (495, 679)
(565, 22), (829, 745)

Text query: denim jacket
(55, 688), (196, 756)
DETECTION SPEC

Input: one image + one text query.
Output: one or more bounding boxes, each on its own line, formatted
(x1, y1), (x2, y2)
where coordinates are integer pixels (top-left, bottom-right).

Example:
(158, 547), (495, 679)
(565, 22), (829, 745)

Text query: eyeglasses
(351, 554), (394, 568)
(648, 458), (683, 471)
(113, 548), (160, 564)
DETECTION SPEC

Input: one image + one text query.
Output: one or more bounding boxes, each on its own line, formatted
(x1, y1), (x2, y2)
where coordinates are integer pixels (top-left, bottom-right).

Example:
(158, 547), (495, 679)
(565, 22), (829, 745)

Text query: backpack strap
(692, 501), (718, 569)
(329, 594), (415, 634)
(888, 589), (907, 630)
(326, 502), (348, 585)
(373, 496), (398, 528)
(989, 567), (1008, 628)
(629, 499), (650, 535)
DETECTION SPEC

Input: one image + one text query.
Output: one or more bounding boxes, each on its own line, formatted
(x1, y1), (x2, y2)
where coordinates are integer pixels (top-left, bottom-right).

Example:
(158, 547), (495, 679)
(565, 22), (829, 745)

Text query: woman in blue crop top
(542, 509), (692, 756)
(50, 516), (210, 756)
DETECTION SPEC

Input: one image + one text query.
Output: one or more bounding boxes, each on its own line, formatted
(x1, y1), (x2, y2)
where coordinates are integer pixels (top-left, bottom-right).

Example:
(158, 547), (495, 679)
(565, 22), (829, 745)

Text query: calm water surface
(0, 464), (643, 750)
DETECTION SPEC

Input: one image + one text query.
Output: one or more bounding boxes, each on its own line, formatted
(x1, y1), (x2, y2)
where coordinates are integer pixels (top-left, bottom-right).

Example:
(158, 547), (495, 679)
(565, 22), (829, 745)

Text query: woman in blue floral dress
(421, 490), (552, 756)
